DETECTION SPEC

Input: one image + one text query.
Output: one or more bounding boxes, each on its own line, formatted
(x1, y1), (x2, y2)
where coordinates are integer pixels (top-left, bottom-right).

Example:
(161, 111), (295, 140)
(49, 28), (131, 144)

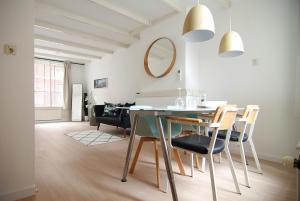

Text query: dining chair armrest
(166, 116), (220, 129)
(166, 116), (203, 125)
(197, 113), (215, 121)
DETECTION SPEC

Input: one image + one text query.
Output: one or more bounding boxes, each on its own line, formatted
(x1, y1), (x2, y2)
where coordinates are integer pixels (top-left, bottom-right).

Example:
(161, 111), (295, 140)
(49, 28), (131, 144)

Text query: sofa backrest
(94, 105), (105, 117)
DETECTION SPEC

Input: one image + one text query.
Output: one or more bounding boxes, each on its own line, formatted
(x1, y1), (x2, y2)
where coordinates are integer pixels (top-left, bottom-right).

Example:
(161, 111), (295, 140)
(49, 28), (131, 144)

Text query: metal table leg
(156, 116), (178, 201)
(121, 113), (139, 182)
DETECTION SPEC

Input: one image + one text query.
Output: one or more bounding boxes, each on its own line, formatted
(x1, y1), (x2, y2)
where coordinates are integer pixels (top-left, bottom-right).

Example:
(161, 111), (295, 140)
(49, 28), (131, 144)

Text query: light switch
(252, 58), (258, 66)
(4, 44), (16, 55)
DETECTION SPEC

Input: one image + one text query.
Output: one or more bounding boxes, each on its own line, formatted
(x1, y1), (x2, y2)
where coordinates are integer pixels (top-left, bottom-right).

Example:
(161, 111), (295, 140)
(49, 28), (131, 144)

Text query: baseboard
(229, 146), (282, 163)
(0, 185), (36, 201)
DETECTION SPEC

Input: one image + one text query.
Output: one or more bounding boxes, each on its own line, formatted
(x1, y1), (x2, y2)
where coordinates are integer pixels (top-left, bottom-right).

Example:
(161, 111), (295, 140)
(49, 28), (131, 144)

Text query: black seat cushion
(171, 135), (225, 154)
(209, 130), (248, 142)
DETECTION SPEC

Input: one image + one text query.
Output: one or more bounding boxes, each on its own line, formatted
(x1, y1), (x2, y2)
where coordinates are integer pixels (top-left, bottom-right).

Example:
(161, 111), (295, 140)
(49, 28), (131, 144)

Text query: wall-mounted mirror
(144, 37), (176, 78)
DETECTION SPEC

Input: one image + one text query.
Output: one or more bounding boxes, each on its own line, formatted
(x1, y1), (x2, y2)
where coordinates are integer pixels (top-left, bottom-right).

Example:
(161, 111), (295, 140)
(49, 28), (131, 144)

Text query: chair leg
(201, 157), (206, 173)
(172, 149), (186, 176)
(249, 139), (263, 174)
(97, 123), (100, 130)
(224, 147), (241, 194)
(208, 155), (218, 201)
(190, 153), (194, 177)
(240, 142), (250, 187)
(195, 154), (200, 169)
(153, 140), (160, 188)
(129, 138), (145, 174)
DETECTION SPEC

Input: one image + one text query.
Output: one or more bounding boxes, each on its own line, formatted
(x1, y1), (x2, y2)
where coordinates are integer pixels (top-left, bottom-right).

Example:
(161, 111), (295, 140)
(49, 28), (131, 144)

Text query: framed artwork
(94, 78), (108, 88)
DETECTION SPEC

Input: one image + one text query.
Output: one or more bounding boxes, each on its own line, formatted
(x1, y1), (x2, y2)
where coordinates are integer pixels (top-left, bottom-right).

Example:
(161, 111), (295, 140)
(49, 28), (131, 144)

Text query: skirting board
(229, 145), (282, 163)
(0, 185), (36, 201)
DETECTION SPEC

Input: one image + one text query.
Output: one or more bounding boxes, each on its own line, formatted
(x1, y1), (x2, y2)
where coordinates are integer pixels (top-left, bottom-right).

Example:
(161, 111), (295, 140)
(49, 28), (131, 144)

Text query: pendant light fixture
(182, 1), (215, 42)
(219, 6), (244, 57)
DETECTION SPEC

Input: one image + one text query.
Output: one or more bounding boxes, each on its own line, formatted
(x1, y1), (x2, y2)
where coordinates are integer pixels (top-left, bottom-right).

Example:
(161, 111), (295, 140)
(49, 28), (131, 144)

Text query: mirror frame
(144, 37), (176, 78)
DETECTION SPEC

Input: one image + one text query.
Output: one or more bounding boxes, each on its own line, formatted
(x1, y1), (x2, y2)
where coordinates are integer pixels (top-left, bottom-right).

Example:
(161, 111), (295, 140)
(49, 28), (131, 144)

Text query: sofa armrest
(94, 105), (105, 117)
(119, 108), (129, 120)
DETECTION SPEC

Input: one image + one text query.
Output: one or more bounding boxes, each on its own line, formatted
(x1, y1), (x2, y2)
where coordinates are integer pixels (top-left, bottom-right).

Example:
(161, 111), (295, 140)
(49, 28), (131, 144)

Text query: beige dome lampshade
(219, 31), (244, 57)
(182, 4), (215, 42)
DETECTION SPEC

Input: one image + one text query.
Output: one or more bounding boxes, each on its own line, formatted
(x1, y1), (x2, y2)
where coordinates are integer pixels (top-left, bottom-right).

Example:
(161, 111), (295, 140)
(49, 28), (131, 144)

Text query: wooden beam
(88, 0), (151, 25)
(130, 11), (177, 36)
(160, 0), (184, 12)
(34, 34), (113, 54)
(37, 2), (137, 40)
(34, 52), (91, 63)
(35, 45), (102, 59)
(35, 20), (130, 48)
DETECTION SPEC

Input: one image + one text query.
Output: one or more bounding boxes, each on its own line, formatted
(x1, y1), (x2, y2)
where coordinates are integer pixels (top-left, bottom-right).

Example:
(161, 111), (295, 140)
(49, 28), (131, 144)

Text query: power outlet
(4, 44), (16, 55)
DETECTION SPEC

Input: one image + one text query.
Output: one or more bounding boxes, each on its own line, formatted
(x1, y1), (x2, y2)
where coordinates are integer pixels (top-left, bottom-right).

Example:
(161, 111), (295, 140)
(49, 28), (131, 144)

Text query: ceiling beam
(160, 0), (185, 12)
(35, 34), (113, 54)
(130, 11), (177, 36)
(35, 52), (91, 63)
(35, 45), (102, 59)
(37, 2), (137, 40)
(88, 0), (151, 25)
(35, 20), (130, 48)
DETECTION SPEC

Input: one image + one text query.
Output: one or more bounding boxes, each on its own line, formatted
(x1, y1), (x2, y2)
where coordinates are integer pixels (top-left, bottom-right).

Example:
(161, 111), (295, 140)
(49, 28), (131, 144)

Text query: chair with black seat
(211, 105), (262, 187)
(166, 105), (241, 201)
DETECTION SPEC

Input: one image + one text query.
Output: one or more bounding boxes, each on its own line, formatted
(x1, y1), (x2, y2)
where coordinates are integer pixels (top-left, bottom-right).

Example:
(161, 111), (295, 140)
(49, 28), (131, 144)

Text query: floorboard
(18, 122), (297, 201)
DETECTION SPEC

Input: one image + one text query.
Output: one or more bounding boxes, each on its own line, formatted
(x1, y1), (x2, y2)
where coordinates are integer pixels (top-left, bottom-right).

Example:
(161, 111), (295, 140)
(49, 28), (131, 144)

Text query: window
(34, 59), (64, 107)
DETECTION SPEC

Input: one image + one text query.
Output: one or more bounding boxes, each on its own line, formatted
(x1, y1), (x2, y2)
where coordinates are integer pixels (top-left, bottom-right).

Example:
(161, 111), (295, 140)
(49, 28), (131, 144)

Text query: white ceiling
(34, 0), (229, 64)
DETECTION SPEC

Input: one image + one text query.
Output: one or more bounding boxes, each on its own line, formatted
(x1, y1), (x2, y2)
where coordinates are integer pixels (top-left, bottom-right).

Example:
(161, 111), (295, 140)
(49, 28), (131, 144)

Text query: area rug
(66, 130), (126, 146)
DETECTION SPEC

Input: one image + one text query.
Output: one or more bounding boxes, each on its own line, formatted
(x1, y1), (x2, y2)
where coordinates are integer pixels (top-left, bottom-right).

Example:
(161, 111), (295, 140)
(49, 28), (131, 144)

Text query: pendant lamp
(182, 3), (215, 42)
(219, 15), (244, 57)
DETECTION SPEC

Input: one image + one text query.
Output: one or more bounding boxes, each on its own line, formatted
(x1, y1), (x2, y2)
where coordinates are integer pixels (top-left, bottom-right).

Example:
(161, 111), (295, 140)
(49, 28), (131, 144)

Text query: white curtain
(62, 61), (72, 121)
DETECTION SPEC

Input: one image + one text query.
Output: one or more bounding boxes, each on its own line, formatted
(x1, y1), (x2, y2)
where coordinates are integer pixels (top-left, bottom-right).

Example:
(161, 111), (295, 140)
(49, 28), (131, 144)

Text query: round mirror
(144, 37), (176, 78)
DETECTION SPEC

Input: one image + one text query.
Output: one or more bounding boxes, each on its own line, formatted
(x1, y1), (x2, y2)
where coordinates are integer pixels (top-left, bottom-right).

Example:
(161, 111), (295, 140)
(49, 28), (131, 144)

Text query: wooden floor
(19, 122), (297, 201)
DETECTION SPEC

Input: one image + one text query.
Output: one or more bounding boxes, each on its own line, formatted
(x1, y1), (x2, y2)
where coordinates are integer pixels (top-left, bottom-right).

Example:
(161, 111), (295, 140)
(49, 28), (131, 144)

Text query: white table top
(129, 106), (217, 112)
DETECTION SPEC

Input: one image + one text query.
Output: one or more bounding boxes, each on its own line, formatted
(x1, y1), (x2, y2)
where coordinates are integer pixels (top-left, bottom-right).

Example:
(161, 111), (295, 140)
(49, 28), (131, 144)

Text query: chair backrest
(208, 105), (238, 153)
(241, 105), (259, 139)
(242, 105), (259, 125)
(212, 105), (237, 128)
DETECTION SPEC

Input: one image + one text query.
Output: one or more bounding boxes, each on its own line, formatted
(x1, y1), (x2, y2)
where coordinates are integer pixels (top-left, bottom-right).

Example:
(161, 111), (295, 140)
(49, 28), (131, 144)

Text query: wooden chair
(214, 105), (262, 187)
(129, 116), (186, 189)
(166, 105), (241, 201)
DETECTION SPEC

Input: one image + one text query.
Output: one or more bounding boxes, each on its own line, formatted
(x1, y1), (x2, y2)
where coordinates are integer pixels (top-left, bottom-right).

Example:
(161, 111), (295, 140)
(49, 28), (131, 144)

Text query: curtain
(62, 61), (72, 121)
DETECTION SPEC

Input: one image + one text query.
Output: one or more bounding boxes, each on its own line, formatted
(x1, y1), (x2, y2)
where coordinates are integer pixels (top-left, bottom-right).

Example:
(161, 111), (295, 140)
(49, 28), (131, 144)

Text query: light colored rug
(66, 130), (126, 146)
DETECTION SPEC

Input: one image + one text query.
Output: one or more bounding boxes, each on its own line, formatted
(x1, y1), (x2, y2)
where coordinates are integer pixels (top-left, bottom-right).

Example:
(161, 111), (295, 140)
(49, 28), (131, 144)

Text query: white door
(72, 84), (82, 121)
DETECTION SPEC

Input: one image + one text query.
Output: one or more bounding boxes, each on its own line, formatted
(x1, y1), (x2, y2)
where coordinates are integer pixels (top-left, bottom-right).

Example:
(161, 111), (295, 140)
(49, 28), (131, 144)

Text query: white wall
(185, 0), (300, 160)
(84, 0), (299, 161)
(71, 63), (87, 92)
(85, 14), (186, 105)
(0, 0), (35, 200)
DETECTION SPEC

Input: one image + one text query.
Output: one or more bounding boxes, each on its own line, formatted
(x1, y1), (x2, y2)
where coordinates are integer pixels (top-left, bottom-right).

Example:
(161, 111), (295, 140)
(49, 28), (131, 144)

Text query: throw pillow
(103, 102), (119, 117)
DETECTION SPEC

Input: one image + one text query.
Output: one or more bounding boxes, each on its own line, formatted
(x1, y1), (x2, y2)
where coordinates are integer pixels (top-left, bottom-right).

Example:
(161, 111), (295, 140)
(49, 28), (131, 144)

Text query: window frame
(34, 59), (65, 108)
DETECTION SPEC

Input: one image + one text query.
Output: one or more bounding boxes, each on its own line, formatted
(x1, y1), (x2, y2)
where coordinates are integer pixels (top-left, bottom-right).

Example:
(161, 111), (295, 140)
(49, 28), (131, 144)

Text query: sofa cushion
(103, 102), (121, 117)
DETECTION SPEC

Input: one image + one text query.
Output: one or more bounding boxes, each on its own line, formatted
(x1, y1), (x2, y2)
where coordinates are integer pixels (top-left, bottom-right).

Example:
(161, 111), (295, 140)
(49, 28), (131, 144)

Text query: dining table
(121, 106), (217, 201)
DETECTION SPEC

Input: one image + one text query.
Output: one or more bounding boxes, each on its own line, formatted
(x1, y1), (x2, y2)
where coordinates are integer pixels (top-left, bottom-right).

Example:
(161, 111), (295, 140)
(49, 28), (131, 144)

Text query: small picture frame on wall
(94, 78), (108, 88)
